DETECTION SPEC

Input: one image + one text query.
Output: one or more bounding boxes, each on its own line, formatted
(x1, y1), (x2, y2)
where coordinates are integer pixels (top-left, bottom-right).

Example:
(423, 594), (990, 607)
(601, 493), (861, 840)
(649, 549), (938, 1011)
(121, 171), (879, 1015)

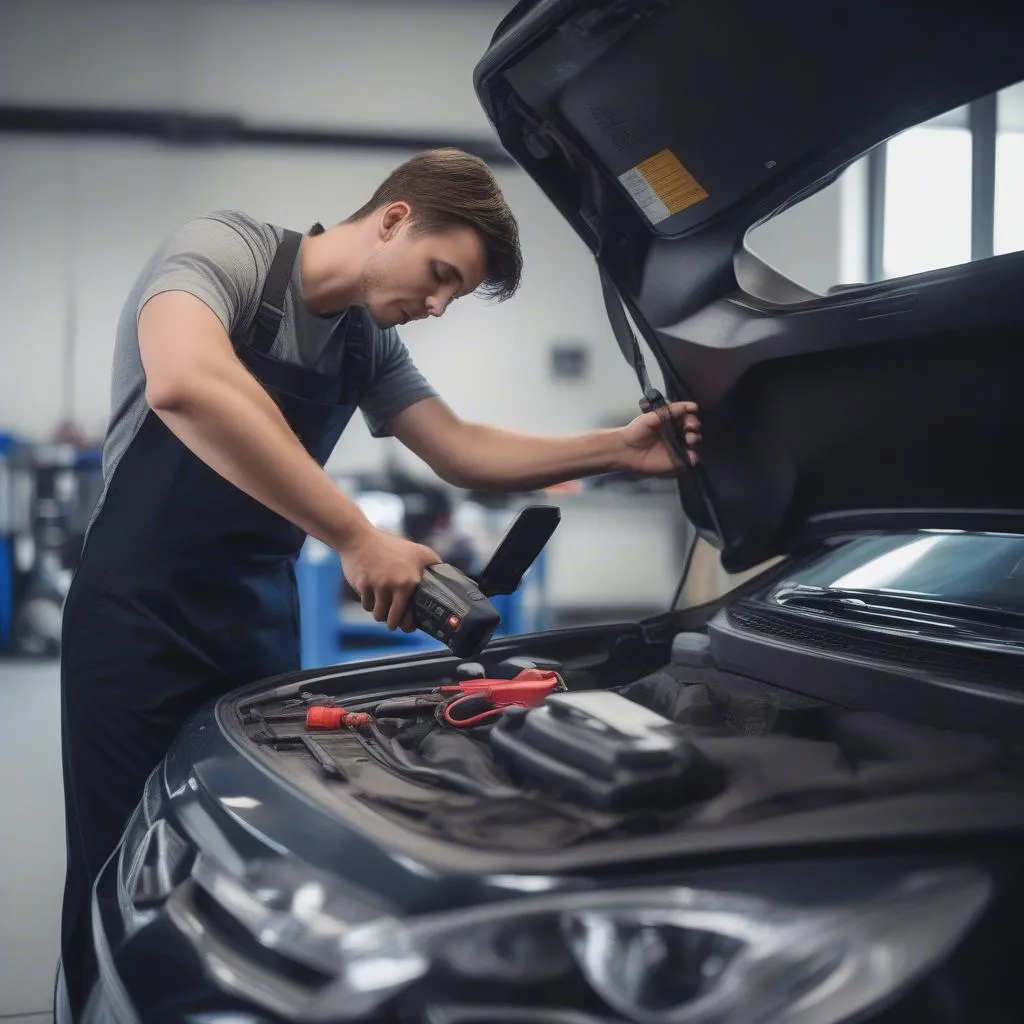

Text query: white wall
(0, 0), (508, 134)
(0, 0), (638, 473)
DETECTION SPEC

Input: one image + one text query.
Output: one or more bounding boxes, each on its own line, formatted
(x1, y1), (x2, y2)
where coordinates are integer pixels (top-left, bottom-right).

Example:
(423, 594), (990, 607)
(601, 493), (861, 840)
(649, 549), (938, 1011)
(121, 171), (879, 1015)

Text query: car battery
(490, 690), (718, 812)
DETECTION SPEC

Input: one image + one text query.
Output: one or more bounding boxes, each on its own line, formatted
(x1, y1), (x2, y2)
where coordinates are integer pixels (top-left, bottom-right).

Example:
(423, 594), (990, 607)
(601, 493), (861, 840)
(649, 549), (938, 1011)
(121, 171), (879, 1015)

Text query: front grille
(727, 603), (1024, 689)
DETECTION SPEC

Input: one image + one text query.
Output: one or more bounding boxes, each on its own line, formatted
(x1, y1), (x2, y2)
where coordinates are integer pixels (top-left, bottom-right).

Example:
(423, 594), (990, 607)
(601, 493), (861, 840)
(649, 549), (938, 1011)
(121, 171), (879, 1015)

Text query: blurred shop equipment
(297, 487), (552, 668)
(0, 450), (553, 664)
(0, 447), (675, 662)
(467, 471), (693, 627)
(0, 435), (103, 657)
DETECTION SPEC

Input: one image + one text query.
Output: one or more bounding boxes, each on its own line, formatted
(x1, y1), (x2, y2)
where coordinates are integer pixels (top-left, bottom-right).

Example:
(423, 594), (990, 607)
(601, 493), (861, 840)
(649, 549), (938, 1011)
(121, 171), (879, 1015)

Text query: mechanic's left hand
(618, 401), (701, 475)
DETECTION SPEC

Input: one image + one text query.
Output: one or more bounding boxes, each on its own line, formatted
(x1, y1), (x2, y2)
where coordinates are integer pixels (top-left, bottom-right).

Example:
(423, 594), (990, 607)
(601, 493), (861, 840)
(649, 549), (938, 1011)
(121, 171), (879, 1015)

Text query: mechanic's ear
(380, 202), (411, 239)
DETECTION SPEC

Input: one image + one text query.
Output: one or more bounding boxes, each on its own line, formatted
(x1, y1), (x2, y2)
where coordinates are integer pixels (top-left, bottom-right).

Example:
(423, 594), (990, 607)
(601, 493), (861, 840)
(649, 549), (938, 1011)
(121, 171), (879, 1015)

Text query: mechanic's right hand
(338, 527), (441, 632)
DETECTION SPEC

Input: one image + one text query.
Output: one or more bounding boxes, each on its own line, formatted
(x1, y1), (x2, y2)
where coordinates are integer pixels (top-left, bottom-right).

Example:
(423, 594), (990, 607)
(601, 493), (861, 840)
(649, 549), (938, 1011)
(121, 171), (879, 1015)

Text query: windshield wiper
(773, 585), (1024, 637)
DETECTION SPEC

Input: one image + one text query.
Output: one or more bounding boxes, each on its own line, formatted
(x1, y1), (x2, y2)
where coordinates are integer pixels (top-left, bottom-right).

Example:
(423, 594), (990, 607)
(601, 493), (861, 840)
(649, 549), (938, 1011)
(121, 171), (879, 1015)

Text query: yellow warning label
(618, 149), (708, 225)
(638, 149), (709, 213)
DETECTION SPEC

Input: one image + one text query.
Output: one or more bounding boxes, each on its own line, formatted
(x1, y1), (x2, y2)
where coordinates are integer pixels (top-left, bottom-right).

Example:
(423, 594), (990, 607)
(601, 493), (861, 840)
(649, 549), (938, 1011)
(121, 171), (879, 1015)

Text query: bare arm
(389, 397), (701, 491)
(140, 291), (373, 549)
(140, 291), (439, 628)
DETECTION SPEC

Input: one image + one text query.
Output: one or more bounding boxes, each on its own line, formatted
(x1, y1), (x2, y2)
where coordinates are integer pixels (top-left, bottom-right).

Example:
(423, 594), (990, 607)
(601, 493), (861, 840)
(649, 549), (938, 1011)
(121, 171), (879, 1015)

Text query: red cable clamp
(439, 669), (561, 706)
(439, 669), (562, 727)
(306, 706), (374, 730)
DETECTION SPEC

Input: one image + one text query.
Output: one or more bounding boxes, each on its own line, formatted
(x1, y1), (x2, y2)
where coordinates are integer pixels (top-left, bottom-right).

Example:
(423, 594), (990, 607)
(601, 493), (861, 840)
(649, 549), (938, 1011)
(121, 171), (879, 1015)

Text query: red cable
(442, 695), (506, 728)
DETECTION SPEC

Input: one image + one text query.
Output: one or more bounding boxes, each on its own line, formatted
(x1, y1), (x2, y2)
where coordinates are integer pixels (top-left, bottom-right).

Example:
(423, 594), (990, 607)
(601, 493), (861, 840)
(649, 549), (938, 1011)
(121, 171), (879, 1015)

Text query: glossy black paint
(86, 715), (1024, 1023)
(79, 610), (1024, 1023)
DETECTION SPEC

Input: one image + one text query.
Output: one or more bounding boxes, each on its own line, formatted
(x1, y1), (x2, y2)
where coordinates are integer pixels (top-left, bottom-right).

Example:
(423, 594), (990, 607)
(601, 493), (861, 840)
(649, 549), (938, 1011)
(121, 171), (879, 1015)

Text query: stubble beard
(359, 255), (400, 329)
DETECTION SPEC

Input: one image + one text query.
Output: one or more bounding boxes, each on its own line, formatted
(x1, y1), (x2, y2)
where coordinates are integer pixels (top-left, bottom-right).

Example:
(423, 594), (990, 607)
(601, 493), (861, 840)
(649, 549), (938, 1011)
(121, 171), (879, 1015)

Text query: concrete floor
(0, 659), (65, 1022)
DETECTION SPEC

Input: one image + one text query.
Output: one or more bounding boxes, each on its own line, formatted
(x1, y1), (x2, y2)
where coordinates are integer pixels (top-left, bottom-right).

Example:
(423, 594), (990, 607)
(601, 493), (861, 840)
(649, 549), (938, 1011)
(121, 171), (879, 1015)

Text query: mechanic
(57, 147), (701, 1015)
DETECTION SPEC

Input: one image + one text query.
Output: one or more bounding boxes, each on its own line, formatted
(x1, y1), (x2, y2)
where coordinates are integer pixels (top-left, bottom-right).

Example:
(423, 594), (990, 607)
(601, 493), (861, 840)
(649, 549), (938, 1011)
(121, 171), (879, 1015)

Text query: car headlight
(174, 854), (990, 1024)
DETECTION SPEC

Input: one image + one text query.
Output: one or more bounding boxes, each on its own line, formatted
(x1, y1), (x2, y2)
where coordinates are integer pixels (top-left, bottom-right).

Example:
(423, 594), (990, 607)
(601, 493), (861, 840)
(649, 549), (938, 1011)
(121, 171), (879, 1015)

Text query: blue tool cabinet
(0, 538), (11, 651)
(0, 434), (17, 650)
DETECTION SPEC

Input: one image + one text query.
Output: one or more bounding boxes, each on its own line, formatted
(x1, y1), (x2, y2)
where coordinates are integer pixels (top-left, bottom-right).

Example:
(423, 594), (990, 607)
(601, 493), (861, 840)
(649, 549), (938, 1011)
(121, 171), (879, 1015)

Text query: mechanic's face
(361, 204), (488, 329)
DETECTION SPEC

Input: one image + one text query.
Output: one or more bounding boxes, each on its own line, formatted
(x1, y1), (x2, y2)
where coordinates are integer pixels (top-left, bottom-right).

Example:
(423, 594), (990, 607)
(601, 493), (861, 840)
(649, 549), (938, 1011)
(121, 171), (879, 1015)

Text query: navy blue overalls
(58, 228), (368, 1015)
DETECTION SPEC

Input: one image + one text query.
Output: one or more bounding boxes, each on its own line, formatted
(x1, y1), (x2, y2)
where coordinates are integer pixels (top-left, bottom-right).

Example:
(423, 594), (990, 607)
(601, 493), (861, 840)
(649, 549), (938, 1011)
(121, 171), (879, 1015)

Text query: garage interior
(2, 2), (1023, 1020)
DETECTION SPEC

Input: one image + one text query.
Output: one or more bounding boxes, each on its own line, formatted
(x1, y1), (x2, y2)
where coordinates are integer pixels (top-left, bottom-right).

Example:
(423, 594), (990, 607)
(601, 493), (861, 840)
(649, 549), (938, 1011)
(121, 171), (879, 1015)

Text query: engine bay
(235, 626), (1024, 853)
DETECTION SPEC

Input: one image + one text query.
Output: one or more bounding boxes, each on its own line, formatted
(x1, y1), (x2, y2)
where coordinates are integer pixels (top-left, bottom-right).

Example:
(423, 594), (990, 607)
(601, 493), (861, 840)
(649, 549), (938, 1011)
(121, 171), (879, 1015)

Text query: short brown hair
(347, 148), (522, 302)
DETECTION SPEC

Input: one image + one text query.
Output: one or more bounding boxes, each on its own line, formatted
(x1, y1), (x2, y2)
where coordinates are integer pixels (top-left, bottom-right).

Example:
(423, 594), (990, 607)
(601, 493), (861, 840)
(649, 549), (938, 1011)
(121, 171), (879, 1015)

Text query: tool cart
(0, 438), (103, 657)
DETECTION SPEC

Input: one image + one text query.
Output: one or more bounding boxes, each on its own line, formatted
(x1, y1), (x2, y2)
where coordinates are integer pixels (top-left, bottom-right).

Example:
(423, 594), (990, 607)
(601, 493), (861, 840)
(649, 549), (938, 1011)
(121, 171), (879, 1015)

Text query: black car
(78, 1), (1024, 1021)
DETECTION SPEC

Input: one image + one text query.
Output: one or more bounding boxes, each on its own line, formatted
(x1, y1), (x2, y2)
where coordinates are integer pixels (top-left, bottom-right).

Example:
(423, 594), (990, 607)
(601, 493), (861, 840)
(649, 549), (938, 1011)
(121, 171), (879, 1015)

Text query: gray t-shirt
(94, 209), (437, 522)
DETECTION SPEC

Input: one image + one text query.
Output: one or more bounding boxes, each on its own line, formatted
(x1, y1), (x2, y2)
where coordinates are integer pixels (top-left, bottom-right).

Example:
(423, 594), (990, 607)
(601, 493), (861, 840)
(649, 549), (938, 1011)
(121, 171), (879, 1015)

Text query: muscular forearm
(150, 360), (372, 551)
(453, 422), (628, 491)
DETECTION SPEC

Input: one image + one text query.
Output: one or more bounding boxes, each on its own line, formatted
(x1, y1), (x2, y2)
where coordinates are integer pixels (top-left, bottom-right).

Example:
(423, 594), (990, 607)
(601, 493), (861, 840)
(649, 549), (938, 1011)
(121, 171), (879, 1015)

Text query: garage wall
(0, 0), (862, 479)
(0, 0), (639, 473)
(0, 134), (640, 478)
(0, 0), (507, 132)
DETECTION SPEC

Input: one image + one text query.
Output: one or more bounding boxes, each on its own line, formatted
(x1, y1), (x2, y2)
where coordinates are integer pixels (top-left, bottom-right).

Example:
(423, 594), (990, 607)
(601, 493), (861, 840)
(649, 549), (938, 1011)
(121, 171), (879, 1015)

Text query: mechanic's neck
(299, 220), (372, 316)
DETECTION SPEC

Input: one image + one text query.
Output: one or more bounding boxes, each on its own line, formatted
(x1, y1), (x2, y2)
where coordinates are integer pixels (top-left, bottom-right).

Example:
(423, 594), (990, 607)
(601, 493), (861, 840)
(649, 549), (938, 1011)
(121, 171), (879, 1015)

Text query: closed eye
(434, 260), (466, 296)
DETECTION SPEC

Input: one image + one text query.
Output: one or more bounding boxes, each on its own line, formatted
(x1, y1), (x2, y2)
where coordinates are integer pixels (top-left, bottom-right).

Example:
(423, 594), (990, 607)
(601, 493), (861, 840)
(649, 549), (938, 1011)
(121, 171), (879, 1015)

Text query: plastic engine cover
(490, 691), (718, 811)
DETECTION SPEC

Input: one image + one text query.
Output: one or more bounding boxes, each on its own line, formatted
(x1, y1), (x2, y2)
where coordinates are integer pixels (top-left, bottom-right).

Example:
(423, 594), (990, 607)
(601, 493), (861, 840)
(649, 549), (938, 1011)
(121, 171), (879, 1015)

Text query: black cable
(346, 719), (631, 838)
(670, 528), (700, 611)
(353, 723), (520, 801)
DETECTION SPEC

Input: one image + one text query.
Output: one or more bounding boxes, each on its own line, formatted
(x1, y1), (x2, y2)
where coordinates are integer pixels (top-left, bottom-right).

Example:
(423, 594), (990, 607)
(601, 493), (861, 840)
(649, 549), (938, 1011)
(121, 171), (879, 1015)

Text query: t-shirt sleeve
(360, 327), (439, 437)
(136, 216), (261, 338)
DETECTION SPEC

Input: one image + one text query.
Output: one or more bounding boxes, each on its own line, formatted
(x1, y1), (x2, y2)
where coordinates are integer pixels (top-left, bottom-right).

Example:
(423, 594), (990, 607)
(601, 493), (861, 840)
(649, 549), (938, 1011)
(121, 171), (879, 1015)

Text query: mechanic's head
(346, 148), (522, 328)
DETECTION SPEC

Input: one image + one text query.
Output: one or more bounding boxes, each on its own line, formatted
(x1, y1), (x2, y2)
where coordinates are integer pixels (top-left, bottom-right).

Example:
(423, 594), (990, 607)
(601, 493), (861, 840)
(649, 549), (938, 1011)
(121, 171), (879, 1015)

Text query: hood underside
(475, 0), (1024, 571)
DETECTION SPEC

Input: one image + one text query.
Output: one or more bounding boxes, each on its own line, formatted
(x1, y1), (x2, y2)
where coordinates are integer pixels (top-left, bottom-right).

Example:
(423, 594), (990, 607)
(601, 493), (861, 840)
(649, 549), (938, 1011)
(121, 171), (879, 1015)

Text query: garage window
(868, 79), (1024, 281)
(995, 81), (1024, 257)
(880, 115), (972, 279)
(748, 78), (1024, 296)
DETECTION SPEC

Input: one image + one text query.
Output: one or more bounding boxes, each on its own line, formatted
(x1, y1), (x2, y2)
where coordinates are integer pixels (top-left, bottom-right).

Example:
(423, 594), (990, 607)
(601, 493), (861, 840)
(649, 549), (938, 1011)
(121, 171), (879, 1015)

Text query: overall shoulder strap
(250, 228), (303, 354)
(339, 306), (372, 397)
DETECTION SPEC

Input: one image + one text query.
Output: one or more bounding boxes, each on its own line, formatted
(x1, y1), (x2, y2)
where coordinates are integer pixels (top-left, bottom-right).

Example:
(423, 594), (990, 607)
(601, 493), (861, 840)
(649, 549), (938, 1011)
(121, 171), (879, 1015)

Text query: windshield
(772, 532), (1024, 615)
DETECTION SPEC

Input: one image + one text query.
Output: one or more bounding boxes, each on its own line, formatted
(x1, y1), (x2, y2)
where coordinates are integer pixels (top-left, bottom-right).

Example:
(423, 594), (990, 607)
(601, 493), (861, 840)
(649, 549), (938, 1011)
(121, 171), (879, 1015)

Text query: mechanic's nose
(426, 293), (451, 318)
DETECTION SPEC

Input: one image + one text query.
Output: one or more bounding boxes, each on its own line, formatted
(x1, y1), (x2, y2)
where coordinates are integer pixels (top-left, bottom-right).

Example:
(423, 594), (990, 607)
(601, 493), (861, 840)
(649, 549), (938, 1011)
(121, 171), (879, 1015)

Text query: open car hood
(474, 0), (1024, 571)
